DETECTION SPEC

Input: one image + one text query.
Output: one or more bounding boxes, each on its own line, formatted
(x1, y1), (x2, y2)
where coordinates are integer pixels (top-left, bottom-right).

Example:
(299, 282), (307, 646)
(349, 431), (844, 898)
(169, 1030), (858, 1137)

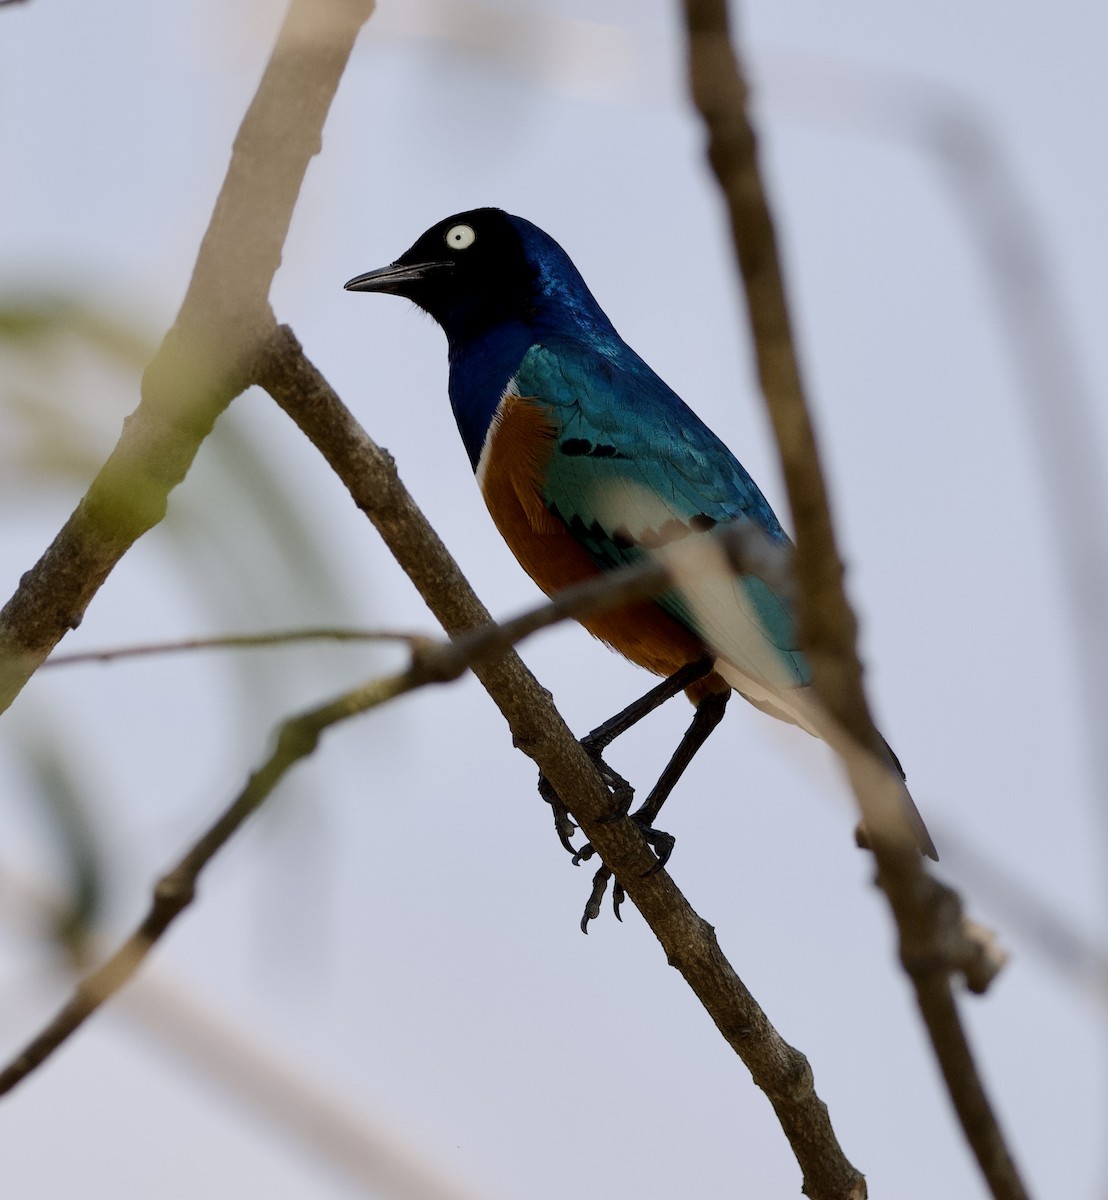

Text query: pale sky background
(1, 2), (1106, 1198)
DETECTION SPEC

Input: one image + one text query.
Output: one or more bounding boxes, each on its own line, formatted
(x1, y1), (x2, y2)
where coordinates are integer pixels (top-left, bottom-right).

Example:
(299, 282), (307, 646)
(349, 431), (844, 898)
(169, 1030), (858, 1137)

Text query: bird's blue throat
(446, 318), (537, 468)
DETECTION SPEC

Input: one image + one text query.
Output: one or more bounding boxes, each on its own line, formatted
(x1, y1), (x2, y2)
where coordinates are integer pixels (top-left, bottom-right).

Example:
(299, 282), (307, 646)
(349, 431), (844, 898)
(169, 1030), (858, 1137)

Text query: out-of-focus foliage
(0, 297), (378, 952)
(0, 298), (151, 486)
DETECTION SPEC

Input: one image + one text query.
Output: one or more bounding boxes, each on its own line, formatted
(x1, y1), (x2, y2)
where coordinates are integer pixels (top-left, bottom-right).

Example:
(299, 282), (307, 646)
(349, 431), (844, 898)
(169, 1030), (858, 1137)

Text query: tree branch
(0, 5), (1008, 1195)
(0, 668), (409, 1096)
(41, 628), (423, 667)
(0, 865), (481, 1200)
(0, 0), (862, 1186)
(0, 524), (835, 1179)
(39, 519), (790, 671)
(680, 4), (1029, 1198)
(255, 325), (867, 1200)
(0, 0), (375, 714)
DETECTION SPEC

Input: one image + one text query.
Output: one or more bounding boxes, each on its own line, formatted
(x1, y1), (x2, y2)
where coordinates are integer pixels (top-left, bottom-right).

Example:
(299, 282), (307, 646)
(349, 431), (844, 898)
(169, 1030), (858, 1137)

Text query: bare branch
(40, 520), (788, 671)
(0, 0), (375, 714)
(0, 519), (829, 1104)
(42, 627), (424, 667)
(0, 537), (804, 1087)
(0, 667), (412, 1096)
(681, 4), (1030, 1198)
(256, 326), (866, 1200)
(118, 975), (490, 1200)
(0, 865), (488, 1200)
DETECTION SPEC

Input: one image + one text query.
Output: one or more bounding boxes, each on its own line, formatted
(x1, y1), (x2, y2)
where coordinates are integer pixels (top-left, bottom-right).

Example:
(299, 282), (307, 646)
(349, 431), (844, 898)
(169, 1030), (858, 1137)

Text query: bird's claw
(538, 738), (673, 931)
(538, 774), (578, 853)
(577, 811), (674, 931)
(588, 757), (635, 821)
(571, 841), (596, 867)
(537, 742), (635, 858)
(581, 865), (626, 931)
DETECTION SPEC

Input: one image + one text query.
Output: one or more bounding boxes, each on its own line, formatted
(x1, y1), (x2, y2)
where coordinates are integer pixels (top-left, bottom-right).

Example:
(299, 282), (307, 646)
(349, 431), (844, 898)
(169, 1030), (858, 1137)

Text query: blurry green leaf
(21, 733), (108, 959)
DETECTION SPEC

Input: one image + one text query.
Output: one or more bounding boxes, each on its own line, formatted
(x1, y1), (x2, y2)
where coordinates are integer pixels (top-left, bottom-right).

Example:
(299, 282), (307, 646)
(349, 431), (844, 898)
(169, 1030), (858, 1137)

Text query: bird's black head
(344, 208), (541, 339)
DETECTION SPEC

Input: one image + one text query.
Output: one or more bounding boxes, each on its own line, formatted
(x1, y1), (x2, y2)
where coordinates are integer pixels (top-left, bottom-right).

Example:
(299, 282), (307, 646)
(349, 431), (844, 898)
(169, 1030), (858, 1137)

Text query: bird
(344, 207), (937, 908)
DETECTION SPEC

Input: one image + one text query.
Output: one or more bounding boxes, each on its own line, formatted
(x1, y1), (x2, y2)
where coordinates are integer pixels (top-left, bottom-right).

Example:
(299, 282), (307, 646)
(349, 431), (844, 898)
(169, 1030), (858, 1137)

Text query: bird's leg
(537, 656), (714, 851)
(628, 688), (730, 867)
(582, 655), (715, 762)
(575, 683), (728, 860)
(578, 688), (731, 929)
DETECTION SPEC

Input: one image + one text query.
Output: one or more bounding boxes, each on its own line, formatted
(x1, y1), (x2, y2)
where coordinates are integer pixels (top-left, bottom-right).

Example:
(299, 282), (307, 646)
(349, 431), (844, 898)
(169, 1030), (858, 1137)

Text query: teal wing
(514, 340), (810, 690)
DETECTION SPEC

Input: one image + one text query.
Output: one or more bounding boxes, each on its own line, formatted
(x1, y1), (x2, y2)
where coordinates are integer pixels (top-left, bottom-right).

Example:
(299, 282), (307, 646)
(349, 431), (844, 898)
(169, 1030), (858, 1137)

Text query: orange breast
(477, 391), (726, 700)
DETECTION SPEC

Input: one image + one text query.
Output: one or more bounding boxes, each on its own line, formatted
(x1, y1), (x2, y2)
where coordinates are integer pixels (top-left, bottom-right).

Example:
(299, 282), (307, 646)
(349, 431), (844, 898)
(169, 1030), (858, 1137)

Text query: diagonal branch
(1, 506), (862, 1200)
(681, 3), (1029, 1198)
(0, 0), (375, 714)
(0, 521), (794, 1097)
(0, 669), (410, 1096)
(0, 1), (864, 1189)
(255, 326), (867, 1200)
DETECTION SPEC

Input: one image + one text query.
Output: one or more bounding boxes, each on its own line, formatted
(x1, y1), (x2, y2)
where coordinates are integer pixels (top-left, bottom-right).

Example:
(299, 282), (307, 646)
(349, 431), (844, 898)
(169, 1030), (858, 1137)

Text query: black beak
(343, 260), (453, 294)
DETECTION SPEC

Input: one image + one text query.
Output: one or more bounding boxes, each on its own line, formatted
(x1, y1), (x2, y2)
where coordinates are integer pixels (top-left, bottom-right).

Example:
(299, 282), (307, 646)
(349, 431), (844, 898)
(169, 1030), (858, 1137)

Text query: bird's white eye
(445, 224), (476, 251)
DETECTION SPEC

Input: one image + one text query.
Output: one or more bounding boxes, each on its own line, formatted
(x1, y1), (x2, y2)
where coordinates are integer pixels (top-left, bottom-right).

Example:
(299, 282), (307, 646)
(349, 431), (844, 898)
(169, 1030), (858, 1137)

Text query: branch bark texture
(681, 4), (1029, 1198)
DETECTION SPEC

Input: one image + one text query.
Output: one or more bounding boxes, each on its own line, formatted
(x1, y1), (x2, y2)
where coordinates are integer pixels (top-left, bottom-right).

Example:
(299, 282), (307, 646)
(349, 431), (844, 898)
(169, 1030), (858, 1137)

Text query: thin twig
(0, 865), (489, 1200)
(0, 669), (407, 1095)
(681, 4), (1030, 1199)
(0, 0), (376, 714)
(42, 627), (422, 667)
(39, 521), (789, 671)
(0, 536), (788, 1094)
(256, 326), (866, 1200)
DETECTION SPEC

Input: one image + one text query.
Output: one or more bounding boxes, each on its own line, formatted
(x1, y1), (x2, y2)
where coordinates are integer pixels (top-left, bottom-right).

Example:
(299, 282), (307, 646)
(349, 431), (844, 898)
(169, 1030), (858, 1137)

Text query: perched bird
(345, 208), (937, 884)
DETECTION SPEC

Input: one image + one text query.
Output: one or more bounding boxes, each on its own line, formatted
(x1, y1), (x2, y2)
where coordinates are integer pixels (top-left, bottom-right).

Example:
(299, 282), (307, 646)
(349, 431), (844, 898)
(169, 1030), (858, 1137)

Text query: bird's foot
(581, 864), (621, 931)
(575, 809), (676, 933)
(538, 742), (676, 931)
(537, 742), (635, 856)
(538, 774), (578, 853)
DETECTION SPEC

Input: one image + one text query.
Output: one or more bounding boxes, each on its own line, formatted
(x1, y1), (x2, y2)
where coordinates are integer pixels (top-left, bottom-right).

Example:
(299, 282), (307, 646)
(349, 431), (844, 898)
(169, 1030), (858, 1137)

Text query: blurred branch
(0, 866), (489, 1200)
(0, 0), (375, 714)
(0, 667), (408, 1095)
(936, 825), (1108, 1017)
(41, 514), (791, 669)
(681, 4), (1028, 1199)
(765, 55), (1108, 928)
(120, 975), (489, 1200)
(256, 326), (867, 1200)
(42, 627), (424, 667)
